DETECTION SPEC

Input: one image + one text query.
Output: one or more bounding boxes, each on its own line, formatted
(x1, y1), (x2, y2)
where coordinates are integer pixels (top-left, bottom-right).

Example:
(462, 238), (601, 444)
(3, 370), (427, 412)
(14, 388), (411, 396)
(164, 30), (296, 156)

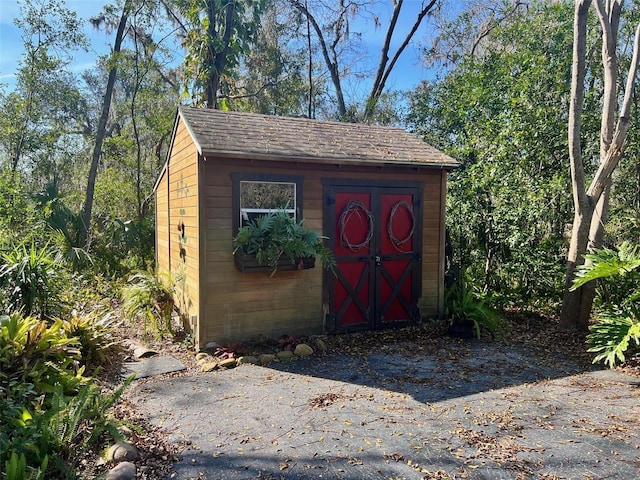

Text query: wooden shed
(154, 107), (458, 349)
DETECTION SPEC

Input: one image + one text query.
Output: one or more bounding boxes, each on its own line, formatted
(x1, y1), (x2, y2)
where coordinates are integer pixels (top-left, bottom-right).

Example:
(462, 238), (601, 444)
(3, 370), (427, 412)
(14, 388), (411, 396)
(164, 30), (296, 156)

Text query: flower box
(234, 252), (315, 273)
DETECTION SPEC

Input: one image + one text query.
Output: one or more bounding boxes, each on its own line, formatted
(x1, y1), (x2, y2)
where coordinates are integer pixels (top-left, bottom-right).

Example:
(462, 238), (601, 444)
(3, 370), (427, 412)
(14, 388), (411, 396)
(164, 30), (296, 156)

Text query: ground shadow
(135, 326), (640, 480)
(266, 335), (599, 405)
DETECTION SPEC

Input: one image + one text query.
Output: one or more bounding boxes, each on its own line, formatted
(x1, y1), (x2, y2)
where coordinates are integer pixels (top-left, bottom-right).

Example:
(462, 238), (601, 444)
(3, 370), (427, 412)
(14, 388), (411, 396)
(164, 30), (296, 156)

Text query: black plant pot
(448, 319), (475, 339)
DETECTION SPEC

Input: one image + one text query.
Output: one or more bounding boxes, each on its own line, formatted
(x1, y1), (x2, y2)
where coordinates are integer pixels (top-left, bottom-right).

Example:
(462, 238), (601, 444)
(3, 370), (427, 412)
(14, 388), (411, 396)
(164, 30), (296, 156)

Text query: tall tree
(1, 0), (87, 174)
(423, 0), (528, 68)
(560, 0), (640, 330)
(232, 0), (321, 116)
(81, 0), (134, 247)
(407, 1), (577, 305)
(167, 0), (265, 108)
(288, 0), (439, 122)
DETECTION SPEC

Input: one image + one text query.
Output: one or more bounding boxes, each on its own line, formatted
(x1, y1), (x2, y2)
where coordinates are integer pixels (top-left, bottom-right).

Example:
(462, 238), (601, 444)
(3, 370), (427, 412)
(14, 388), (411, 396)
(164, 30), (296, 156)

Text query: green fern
(587, 309), (640, 368)
(4, 452), (48, 480)
(233, 210), (334, 275)
(572, 242), (640, 368)
(444, 275), (502, 339)
(121, 270), (180, 338)
(571, 242), (640, 290)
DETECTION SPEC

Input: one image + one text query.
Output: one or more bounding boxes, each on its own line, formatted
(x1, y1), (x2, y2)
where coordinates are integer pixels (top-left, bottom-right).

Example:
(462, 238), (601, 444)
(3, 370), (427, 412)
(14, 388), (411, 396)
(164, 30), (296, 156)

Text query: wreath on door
(339, 200), (374, 251)
(388, 200), (414, 251)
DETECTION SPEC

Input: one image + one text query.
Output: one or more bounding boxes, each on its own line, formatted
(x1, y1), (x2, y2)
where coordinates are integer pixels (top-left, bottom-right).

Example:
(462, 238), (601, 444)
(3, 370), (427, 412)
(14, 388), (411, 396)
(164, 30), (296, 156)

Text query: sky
(0, 0), (437, 96)
(0, 0), (112, 88)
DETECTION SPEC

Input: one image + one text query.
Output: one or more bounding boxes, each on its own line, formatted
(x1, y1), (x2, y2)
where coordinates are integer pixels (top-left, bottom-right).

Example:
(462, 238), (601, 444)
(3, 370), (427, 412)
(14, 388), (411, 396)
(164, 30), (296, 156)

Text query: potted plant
(233, 210), (334, 276)
(444, 274), (502, 339)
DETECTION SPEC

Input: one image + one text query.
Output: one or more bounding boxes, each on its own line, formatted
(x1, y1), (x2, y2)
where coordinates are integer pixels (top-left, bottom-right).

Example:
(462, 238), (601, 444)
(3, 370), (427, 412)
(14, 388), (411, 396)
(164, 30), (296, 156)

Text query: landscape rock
(237, 356), (258, 365)
(258, 354), (277, 365)
(313, 338), (328, 355)
(276, 350), (295, 361)
(201, 361), (219, 372)
(106, 442), (139, 462)
(196, 352), (212, 362)
(219, 358), (237, 369)
(294, 343), (314, 357)
(204, 341), (222, 351)
(105, 461), (136, 480)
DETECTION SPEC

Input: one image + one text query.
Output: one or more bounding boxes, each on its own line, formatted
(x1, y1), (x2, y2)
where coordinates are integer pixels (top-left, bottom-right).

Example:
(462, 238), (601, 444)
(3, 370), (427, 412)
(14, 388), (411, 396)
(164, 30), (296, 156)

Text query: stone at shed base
(276, 350), (295, 361)
(219, 358), (237, 369)
(106, 442), (139, 462)
(105, 461), (136, 480)
(294, 343), (314, 357)
(201, 361), (218, 372)
(196, 352), (212, 362)
(237, 355), (258, 365)
(258, 354), (277, 365)
(313, 338), (328, 355)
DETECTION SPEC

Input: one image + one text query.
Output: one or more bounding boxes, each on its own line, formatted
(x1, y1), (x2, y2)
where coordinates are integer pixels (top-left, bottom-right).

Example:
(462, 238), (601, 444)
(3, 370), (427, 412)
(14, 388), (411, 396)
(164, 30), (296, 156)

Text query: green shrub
(1, 312), (133, 477)
(91, 215), (155, 276)
(233, 210), (334, 276)
(444, 274), (502, 339)
(1, 378), (133, 477)
(0, 242), (69, 318)
(62, 310), (124, 367)
(121, 270), (180, 338)
(571, 242), (640, 368)
(48, 379), (131, 454)
(3, 452), (48, 480)
(1, 393), (58, 478)
(0, 313), (84, 398)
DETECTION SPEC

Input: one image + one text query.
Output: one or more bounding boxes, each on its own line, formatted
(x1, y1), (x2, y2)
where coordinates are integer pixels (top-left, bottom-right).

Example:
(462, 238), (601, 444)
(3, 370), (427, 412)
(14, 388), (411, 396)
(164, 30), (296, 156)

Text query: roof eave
(200, 149), (459, 170)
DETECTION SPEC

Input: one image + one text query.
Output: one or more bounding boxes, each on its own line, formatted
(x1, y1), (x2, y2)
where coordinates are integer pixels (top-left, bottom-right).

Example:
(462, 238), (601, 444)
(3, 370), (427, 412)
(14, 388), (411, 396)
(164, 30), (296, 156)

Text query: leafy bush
(233, 210), (334, 275)
(62, 310), (124, 367)
(0, 242), (69, 318)
(444, 274), (502, 339)
(2, 379), (133, 478)
(91, 215), (155, 276)
(571, 242), (640, 368)
(0, 313), (84, 398)
(1, 312), (133, 477)
(121, 270), (180, 338)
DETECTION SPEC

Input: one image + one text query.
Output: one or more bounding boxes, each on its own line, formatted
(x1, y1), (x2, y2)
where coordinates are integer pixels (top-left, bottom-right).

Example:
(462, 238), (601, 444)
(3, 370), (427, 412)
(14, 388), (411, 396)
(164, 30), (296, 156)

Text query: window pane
(240, 181), (296, 226)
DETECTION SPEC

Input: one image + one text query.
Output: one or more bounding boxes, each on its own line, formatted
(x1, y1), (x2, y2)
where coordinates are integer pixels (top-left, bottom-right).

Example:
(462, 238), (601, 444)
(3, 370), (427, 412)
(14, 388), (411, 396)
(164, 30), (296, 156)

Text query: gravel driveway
(133, 336), (640, 479)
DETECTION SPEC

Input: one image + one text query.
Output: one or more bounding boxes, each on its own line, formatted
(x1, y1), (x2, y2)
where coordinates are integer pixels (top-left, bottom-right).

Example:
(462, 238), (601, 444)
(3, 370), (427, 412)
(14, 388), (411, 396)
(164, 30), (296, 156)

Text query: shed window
(240, 181), (296, 226)
(232, 174), (304, 234)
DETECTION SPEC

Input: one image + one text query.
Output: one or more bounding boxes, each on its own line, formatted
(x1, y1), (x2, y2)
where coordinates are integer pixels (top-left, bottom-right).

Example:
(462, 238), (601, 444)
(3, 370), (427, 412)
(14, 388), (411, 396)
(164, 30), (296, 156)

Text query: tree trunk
(81, 0), (131, 247)
(559, 203), (594, 330)
(560, 0), (640, 330)
(203, 0), (236, 109)
(288, 0), (354, 119)
(559, 0), (592, 330)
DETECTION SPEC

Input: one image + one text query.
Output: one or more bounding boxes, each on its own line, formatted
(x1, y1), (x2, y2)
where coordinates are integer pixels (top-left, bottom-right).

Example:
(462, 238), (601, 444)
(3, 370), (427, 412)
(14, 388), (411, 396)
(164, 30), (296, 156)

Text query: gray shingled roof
(178, 107), (458, 169)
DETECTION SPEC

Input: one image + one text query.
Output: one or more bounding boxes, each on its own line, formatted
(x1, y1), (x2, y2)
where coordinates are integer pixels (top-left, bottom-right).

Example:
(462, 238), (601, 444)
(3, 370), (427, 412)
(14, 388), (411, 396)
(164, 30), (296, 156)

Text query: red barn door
(324, 182), (423, 332)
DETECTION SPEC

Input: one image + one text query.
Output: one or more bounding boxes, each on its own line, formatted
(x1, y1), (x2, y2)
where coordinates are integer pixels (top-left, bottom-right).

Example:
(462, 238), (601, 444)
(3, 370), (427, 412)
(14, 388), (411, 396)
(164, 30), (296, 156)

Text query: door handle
(375, 255), (381, 266)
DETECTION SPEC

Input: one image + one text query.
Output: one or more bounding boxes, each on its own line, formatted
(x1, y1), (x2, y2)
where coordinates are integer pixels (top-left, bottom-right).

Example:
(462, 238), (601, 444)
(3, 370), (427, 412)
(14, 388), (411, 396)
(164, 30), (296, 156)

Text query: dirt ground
(128, 317), (640, 480)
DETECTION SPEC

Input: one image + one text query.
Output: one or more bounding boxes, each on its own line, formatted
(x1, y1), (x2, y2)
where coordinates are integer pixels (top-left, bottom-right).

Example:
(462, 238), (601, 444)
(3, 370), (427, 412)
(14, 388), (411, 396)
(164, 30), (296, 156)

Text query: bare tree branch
(364, 0), (437, 121)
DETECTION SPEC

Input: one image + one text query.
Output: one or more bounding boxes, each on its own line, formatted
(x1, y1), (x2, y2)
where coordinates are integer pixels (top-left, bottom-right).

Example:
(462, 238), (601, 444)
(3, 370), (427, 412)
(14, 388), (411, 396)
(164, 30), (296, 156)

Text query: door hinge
(326, 196), (335, 206)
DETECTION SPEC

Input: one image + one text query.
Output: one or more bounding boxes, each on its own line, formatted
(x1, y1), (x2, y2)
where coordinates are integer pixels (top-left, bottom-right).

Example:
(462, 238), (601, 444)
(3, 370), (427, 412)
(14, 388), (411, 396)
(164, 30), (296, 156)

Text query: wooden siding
(155, 168), (169, 273)
(199, 157), (446, 345)
(158, 119), (201, 345)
